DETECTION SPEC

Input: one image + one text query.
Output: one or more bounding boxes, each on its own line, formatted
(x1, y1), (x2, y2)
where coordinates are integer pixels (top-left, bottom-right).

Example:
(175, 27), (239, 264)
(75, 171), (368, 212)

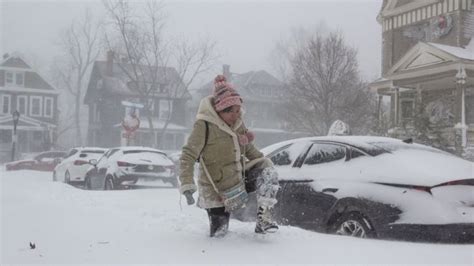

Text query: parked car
(53, 147), (107, 184)
(5, 151), (67, 171)
(85, 146), (177, 190)
(234, 136), (474, 243)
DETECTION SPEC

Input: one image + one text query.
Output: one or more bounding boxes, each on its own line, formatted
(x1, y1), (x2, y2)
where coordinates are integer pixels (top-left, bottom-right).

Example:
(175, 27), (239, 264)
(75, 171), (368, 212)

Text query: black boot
(207, 207), (230, 237)
(255, 206), (278, 234)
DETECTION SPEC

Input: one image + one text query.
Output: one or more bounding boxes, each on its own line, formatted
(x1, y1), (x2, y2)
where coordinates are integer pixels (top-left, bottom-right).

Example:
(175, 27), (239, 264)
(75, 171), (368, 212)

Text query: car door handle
(322, 188), (338, 193)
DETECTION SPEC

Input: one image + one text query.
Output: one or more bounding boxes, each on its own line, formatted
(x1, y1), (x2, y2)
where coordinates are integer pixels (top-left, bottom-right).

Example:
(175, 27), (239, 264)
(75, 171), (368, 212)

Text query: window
(269, 142), (311, 167)
(44, 97), (53, 118)
(1, 94), (11, 114)
(5, 72), (13, 85)
(4, 71), (24, 86)
(17, 95), (27, 115)
(158, 99), (172, 120)
(270, 148), (292, 166)
(303, 143), (346, 165)
(16, 72), (24, 86)
(401, 100), (414, 119)
(30, 96), (42, 117)
(349, 148), (366, 160)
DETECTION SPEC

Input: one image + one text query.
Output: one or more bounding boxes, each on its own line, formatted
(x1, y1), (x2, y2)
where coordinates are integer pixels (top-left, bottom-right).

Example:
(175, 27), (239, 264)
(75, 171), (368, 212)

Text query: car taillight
(73, 160), (88, 166)
(117, 161), (136, 167)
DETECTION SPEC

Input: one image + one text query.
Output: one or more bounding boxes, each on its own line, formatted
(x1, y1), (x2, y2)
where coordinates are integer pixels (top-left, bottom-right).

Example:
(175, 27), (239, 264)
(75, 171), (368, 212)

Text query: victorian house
(84, 52), (191, 150)
(190, 65), (307, 148)
(0, 53), (59, 162)
(370, 0), (474, 158)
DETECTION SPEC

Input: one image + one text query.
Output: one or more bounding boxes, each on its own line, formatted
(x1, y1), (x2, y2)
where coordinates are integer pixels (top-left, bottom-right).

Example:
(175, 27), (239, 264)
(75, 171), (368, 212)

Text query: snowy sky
(0, 0), (382, 86)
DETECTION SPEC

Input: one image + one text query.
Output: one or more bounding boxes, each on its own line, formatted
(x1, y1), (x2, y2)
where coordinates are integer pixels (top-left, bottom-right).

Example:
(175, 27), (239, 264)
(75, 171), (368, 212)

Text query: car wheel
(65, 171), (71, 184)
(84, 176), (92, 190)
(333, 212), (376, 239)
(104, 176), (114, 190)
(52, 171), (57, 182)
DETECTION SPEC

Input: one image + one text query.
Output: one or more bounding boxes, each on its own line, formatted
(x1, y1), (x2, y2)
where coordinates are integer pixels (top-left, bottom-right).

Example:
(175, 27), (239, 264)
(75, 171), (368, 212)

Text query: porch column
(454, 65), (467, 155)
(377, 95), (383, 129)
(394, 87), (400, 126)
(413, 84), (425, 124)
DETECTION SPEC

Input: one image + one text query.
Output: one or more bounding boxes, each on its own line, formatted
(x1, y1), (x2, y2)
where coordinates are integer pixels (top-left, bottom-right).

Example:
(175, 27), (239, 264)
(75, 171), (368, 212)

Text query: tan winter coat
(179, 96), (264, 209)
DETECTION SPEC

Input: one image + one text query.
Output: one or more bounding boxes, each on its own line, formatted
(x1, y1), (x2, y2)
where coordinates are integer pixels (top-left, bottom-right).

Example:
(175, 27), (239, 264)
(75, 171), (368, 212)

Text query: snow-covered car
(53, 147), (107, 184)
(85, 146), (177, 190)
(235, 136), (474, 243)
(5, 151), (67, 171)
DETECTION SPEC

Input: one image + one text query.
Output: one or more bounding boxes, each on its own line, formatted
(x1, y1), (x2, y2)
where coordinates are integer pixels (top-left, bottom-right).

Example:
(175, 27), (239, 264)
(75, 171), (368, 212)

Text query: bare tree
(103, 0), (219, 148)
(52, 9), (102, 146)
(276, 28), (377, 135)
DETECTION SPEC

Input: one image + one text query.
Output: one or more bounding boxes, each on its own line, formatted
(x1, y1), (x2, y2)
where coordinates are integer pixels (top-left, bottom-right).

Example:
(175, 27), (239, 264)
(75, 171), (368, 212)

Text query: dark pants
(206, 207), (230, 237)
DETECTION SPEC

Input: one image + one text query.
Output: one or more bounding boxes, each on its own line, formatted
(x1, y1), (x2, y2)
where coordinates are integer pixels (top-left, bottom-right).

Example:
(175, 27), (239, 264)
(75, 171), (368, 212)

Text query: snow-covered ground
(1, 169), (473, 265)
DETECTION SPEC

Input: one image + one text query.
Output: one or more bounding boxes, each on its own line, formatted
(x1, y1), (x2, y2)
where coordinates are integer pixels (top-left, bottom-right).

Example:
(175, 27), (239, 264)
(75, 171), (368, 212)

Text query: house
(190, 65), (307, 148)
(84, 52), (191, 151)
(0, 53), (59, 162)
(370, 0), (474, 158)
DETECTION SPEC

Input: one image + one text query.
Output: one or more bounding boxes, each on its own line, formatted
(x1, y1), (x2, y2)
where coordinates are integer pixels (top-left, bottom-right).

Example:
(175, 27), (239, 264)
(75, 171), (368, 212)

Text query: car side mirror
(89, 159), (98, 166)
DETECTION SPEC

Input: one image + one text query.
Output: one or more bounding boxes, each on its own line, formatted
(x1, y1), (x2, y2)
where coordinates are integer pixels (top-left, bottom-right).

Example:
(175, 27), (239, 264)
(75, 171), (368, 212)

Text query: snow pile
(1, 170), (473, 264)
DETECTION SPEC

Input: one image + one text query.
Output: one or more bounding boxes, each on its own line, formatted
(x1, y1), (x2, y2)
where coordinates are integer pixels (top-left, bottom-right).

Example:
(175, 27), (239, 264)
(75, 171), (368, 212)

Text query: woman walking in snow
(179, 75), (280, 237)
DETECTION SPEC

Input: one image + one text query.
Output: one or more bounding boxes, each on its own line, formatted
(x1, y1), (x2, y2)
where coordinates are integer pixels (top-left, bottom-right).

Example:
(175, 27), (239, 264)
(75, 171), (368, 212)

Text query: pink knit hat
(213, 75), (242, 112)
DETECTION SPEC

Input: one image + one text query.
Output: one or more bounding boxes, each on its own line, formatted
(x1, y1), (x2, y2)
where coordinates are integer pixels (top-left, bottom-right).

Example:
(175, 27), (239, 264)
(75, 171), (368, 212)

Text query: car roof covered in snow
(111, 146), (167, 154)
(73, 147), (107, 152)
(260, 136), (443, 156)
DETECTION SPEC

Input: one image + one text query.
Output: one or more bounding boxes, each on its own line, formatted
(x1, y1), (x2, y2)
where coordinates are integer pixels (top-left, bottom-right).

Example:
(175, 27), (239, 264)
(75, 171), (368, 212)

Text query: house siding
(381, 2), (471, 74)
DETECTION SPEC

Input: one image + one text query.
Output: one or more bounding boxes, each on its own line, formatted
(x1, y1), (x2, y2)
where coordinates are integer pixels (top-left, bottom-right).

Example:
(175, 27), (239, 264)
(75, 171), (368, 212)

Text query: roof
(0, 54), (56, 91)
(113, 119), (188, 131)
(196, 69), (286, 101)
(428, 41), (474, 61)
(1, 56), (32, 69)
(85, 61), (191, 102)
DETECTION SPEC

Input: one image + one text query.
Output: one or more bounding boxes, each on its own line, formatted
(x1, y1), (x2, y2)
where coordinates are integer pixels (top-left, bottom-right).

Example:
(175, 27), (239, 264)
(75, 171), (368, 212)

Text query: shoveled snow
(1, 169), (473, 265)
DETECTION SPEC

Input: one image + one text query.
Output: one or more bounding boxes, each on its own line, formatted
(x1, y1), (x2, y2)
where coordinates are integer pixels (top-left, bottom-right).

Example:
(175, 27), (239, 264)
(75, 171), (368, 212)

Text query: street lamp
(11, 110), (20, 161)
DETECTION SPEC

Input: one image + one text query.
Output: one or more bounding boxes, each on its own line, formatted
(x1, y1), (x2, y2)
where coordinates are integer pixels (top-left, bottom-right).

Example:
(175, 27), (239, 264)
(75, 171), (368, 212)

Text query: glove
(183, 190), (195, 205)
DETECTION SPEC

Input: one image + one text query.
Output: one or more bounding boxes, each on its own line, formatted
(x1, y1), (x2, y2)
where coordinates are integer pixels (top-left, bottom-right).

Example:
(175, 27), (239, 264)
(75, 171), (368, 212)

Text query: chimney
(223, 64), (231, 82)
(106, 50), (114, 76)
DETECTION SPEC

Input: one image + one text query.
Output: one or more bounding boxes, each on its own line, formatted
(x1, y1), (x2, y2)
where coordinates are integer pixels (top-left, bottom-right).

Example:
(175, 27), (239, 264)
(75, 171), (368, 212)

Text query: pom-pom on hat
(213, 75), (242, 112)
